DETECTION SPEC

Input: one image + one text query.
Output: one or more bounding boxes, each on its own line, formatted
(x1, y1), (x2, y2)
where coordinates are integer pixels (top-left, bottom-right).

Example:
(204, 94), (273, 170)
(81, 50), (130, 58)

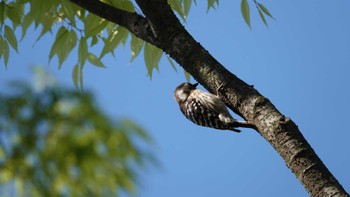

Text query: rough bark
(69, 0), (349, 196)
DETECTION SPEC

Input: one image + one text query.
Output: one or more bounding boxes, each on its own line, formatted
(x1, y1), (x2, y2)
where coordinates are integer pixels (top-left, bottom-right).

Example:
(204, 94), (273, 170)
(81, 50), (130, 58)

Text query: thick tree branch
(70, 0), (349, 196)
(136, 1), (349, 196)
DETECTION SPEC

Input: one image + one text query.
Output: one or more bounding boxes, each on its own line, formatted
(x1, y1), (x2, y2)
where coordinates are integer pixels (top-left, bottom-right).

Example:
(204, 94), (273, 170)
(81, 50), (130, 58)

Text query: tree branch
(69, 0), (161, 46)
(69, 0), (349, 196)
(137, 1), (348, 196)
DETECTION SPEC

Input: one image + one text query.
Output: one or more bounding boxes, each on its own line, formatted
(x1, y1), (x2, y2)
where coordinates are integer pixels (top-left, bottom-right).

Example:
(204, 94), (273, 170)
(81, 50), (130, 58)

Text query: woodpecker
(174, 82), (255, 132)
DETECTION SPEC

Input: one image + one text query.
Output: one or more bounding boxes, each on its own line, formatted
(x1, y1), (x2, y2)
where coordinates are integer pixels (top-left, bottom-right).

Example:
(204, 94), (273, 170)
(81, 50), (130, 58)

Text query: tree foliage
(0, 0), (272, 88)
(0, 69), (155, 197)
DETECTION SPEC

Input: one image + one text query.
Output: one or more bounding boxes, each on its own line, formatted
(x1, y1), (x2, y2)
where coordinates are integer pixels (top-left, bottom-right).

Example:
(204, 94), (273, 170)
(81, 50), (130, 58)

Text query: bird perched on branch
(174, 82), (255, 132)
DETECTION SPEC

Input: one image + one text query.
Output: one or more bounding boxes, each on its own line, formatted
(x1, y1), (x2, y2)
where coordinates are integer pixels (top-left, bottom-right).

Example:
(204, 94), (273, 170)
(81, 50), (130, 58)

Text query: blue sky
(1, 1), (350, 196)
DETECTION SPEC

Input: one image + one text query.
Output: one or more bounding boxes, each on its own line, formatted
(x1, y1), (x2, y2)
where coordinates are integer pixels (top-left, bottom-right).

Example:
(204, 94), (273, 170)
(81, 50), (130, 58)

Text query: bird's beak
(193, 83), (199, 87)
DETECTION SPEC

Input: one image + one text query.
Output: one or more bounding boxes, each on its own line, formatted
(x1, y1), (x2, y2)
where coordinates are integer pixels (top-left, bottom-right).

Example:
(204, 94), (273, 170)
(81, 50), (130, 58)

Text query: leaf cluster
(0, 76), (155, 197)
(241, 0), (274, 29)
(0, 0), (273, 86)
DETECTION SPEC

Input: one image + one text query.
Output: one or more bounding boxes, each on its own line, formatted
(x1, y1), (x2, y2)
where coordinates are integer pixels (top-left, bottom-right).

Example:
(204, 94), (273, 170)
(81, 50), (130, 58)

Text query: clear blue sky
(1, 1), (349, 196)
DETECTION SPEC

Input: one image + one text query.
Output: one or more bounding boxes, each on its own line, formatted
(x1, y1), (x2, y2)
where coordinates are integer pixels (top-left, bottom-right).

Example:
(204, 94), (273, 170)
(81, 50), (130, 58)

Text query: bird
(174, 82), (255, 132)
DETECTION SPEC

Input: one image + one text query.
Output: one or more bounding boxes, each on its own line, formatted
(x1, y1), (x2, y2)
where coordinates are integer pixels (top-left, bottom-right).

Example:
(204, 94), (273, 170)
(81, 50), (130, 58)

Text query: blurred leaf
(4, 25), (18, 52)
(121, 119), (152, 143)
(144, 43), (163, 79)
(241, 0), (251, 28)
(0, 70), (155, 196)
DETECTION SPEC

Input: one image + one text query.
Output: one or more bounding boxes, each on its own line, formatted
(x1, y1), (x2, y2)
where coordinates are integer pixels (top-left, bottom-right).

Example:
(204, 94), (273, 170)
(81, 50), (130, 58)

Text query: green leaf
(183, 0), (192, 19)
(0, 36), (9, 67)
(72, 63), (84, 91)
(100, 26), (128, 58)
(0, 36), (3, 57)
(30, 0), (57, 30)
(59, 30), (77, 67)
(258, 9), (268, 27)
(3, 41), (9, 67)
(0, 36), (2, 57)
(91, 35), (98, 47)
(241, 0), (251, 29)
(144, 43), (163, 79)
(49, 28), (77, 68)
(88, 20), (109, 37)
(184, 69), (191, 82)
(35, 14), (56, 42)
(61, 1), (79, 26)
(49, 27), (68, 62)
(84, 13), (108, 37)
(7, 5), (23, 30)
(16, 0), (28, 4)
(49, 26), (77, 68)
(118, 27), (129, 45)
(166, 56), (177, 72)
(21, 12), (35, 40)
(4, 25), (18, 53)
(0, 2), (5, 24)
(207, 0), (218, 12)
(72, 63), (80, 89)
(87, 53), (105, 68)
(168, 0), (185, 20)
(100, 37), (114, 59)
(258, 3), (274, 19)
(130, 35), (144, 62)
(109, 0), (135, 12)
(79, 64), (84, 91)
(78, 37), (88, 66)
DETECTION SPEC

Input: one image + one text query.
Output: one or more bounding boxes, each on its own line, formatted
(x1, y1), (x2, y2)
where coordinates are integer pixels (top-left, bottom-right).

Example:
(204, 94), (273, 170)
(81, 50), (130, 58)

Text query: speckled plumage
(174, 82), (250, 132)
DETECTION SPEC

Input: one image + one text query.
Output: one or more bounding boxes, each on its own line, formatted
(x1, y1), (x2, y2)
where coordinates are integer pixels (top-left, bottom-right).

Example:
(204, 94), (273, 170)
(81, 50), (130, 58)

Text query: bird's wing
(190, 90), (230, 115)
